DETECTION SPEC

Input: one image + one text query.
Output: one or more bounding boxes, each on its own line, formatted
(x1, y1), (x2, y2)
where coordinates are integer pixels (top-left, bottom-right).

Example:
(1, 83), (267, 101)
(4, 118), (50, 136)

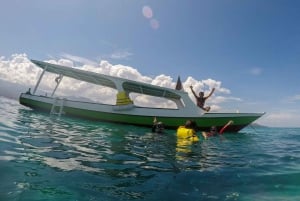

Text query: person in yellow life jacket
(202, 120), (234, 139)
(176, 120), (199, 141)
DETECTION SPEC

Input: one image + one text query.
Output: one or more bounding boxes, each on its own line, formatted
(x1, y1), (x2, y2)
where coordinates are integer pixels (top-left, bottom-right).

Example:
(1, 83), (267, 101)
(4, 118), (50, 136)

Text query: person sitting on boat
(152, 117), (165, 134)
(190, 85), (215, 112)
(202, 120), (234, 139)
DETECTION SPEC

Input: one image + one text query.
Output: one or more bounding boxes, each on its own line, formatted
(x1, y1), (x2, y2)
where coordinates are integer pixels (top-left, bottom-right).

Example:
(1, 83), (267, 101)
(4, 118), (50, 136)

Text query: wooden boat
(19, 60), (264, 132)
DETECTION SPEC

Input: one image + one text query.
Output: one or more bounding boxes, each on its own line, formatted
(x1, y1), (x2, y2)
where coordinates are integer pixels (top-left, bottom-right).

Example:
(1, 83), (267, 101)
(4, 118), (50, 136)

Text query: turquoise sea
(1, 96), (300, 201)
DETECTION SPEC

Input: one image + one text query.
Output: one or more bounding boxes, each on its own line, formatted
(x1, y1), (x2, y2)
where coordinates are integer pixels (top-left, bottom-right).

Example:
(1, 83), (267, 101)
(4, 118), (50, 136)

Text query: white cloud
(151, 74), (174, 88)
(259, 111), (300, 127)
(4, 53), (300, 127)
(110, 50), (133, 60)
(250, 67), (262, 75)
(1, 53), (234, 110)
(61, 53), (98, 66)
(183, 77), (230, 95)
(0, 54), (39, 86)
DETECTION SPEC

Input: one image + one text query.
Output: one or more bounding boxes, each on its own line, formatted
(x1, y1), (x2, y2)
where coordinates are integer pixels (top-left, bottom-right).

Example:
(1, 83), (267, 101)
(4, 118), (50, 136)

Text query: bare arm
(202, 132), (208, 139)
(205, 88), (215, 98)
(152, 117), (157, 132)
(190, 86), (198, 98)
(153, 117), (157, 124)
(219, 120), (234, 134)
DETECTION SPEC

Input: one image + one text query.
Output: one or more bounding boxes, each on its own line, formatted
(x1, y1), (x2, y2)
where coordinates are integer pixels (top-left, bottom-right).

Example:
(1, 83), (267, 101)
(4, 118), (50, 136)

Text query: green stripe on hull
(19, 95), (262, 132)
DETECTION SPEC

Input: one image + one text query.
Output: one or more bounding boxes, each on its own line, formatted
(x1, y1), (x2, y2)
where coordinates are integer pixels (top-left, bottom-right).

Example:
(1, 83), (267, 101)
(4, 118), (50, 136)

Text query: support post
(51, 74), (63, 97)
(33, 67), (47, 95)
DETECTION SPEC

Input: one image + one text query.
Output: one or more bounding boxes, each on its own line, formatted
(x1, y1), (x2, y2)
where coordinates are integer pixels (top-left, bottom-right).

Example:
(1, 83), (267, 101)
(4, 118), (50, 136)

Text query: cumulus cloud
(0, 54), (39, 86)
(0, 53), (235, 110)
(183, 77), (230, 95)
(3, 54), (300, 127)
(250, 67), (263, 75)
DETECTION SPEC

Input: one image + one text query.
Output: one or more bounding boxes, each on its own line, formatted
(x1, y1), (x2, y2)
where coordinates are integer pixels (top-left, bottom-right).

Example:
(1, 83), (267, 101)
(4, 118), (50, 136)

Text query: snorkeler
(202, 120), (234, 139)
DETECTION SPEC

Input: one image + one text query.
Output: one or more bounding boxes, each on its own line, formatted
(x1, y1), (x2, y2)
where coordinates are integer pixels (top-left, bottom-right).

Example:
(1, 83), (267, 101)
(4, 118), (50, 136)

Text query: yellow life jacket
(176, 126), (199, 142)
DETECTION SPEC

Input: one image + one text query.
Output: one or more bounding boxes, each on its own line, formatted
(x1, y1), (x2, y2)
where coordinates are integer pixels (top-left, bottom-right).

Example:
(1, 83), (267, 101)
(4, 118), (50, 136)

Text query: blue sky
(1, 0), (300, 127)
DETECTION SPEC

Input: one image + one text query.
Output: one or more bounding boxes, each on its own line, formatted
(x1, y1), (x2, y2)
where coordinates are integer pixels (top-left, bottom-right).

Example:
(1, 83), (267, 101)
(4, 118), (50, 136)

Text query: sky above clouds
(0, 0), (300, 127)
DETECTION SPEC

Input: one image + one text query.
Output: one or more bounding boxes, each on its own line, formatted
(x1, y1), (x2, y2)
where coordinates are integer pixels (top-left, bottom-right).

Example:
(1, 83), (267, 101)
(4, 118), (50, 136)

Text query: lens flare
(142, 6), (153, 19)
(150, 19), (159, 29)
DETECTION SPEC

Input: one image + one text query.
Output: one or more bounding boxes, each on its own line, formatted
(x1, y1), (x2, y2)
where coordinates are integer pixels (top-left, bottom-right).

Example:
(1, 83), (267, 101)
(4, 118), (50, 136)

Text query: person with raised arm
(190, 86), (215, 112)
(202, 120), (234, 139)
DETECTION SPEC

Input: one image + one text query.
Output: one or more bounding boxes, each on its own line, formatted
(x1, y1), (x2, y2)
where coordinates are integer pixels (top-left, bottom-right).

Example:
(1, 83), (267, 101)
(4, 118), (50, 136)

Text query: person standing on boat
(202, 120), (234, 139)
(190, 86), (215, 112)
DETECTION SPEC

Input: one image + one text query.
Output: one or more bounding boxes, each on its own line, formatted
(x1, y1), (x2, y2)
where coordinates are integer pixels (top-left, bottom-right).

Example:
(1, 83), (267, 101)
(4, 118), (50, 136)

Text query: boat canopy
(31, 60), (182, 100)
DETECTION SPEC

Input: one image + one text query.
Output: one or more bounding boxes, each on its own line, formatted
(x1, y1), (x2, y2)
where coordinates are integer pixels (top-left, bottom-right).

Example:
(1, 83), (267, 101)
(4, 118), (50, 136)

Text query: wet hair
(210, 126), (217, 132)
(156, 122), (164, 129)
(152, 122), (165, 133)
(185, 120), (197, 129)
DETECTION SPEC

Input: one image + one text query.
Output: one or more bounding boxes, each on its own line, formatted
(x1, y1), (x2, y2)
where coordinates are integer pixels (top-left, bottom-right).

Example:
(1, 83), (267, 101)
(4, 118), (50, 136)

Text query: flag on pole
(175, 76), (183, 91)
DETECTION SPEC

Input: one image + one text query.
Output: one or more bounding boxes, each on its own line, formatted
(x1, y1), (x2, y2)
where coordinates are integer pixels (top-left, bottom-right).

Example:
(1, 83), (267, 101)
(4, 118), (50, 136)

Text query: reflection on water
(14, 108), (211, 174)
(1, 106), (225, 200)
(1, 98), (300, 200)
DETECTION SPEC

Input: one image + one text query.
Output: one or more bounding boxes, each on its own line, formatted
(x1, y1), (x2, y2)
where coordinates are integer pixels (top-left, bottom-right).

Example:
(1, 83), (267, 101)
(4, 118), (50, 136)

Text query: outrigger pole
(33, 66), (47, 95)
(51, 74), (63, 97)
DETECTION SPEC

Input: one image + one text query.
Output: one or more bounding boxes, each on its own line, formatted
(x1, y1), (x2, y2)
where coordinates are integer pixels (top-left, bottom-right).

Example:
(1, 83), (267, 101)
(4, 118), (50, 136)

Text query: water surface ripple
(1, 97), (300, 200)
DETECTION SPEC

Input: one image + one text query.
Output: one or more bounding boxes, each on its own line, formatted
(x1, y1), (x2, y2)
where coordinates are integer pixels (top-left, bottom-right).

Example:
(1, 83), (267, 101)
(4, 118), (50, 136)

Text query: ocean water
(1, 96), (300, 201)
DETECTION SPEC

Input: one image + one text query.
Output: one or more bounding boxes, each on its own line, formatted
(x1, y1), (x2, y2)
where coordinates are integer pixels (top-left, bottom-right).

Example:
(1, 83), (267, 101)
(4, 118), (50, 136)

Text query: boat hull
(19, 93), (264, 132)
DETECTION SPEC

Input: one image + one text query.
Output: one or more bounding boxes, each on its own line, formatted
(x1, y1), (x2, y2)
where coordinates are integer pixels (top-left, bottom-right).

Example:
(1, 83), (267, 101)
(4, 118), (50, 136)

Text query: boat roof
(31, 60), (183, 100)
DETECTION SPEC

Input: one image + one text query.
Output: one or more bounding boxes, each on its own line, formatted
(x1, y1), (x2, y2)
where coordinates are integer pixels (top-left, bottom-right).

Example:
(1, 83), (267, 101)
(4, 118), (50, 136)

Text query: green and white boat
(19, 60), (264, 132)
